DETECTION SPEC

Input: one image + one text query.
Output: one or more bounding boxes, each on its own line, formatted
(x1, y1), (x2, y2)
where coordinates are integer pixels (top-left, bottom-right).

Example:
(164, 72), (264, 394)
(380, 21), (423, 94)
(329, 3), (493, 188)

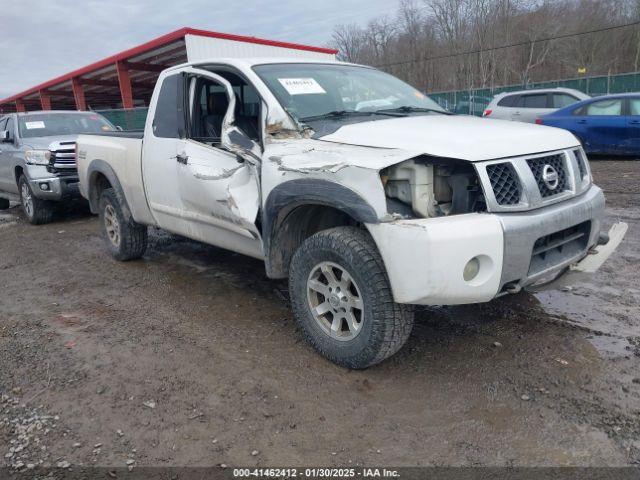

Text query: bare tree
(329, 0), (640, 94)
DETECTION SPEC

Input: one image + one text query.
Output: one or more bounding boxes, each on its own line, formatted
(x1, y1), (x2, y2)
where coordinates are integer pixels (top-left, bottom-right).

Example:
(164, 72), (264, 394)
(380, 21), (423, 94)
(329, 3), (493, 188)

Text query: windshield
(253, 63), (446, 123)
(18, 113), (115, 138)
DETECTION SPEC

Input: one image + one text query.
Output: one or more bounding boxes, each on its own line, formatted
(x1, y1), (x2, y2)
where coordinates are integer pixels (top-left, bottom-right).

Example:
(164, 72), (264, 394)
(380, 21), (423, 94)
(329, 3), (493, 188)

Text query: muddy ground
(1, 160), (639, 470)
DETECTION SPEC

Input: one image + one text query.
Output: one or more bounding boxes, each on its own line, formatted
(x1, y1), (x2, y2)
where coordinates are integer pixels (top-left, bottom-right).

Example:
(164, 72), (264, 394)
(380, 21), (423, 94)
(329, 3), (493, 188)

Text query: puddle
(586, 334), (633, 359)
(534, 287), (638, 359)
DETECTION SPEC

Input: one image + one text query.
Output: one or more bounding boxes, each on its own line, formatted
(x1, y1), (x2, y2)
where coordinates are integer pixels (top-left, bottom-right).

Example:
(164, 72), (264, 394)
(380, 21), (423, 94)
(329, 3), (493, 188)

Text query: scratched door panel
(178, 139), (261, 242)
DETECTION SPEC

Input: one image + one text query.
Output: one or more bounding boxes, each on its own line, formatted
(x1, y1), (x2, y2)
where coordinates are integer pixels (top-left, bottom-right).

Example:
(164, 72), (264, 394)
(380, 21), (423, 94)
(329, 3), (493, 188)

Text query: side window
(553, 94), (579, 109)
(152, 73), (186, 138)
(0, 118), (7, 131)
(189, 77), (230, 144)
(629, 98), (640, 116)
(497, 95), (517, 107)
(585, 99), (623, 116)
(5, 117), (15, 139)
(189, 71), (262, 144)
(522, 94), (548, 109)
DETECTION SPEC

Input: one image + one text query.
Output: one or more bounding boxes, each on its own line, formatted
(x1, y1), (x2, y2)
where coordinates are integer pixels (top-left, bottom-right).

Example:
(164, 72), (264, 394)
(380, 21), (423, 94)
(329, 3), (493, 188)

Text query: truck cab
(0, 110), (116, 224)
(76, 58), (626, 369)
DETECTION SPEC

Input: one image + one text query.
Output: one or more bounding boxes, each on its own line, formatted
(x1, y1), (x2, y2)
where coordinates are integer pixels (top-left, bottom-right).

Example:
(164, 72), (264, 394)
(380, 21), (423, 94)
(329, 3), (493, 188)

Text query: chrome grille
(49, 141), (76, 170)
(527, 153), (567, 198)
(486, 162), (521, 205)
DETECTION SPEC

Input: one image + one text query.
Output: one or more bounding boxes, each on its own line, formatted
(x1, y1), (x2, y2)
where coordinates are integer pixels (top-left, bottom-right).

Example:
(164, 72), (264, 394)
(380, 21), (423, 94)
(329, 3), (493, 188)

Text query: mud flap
(525, 222), (628, 292)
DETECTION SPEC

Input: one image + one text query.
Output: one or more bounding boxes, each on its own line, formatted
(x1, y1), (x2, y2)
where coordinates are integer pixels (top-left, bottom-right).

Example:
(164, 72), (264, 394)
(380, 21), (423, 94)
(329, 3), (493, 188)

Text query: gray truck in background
(0, 111), (116, 224)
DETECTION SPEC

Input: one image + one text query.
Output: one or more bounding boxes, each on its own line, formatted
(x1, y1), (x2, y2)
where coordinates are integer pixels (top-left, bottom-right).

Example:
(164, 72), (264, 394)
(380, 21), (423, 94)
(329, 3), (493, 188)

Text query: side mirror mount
(224, 127), (261, 165)
(0, 130), (11, 143)
(115, 125), (124, 131)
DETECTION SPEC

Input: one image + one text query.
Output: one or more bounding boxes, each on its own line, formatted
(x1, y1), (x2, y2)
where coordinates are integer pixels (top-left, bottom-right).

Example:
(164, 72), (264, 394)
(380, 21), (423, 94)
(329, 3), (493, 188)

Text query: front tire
(99, 188), (147, 261)
(18, 175), (54, 225)
(289, 226), (414, 369)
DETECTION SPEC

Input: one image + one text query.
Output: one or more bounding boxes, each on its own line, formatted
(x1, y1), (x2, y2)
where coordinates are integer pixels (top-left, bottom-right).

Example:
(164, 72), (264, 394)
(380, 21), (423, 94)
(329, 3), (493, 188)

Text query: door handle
(175, 153), (189, 164)
(577, 119), (587, 124)
(630, 120), (640, 125)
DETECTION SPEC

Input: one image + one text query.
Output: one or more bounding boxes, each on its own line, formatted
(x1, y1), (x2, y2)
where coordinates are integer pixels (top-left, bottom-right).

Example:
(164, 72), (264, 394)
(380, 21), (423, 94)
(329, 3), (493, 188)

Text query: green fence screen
(429, 71), (640, 116)
(95, 107), (149, 131)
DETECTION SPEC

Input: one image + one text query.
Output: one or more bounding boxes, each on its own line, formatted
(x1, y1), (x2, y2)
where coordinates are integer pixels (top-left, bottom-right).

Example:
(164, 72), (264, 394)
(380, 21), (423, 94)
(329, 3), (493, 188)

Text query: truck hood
(21, 134), (78, 150)
(317, 115), (580, 162)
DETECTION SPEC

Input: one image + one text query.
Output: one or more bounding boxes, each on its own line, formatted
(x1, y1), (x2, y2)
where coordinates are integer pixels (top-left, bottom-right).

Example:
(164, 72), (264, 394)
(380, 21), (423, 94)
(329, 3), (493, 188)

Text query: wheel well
(14, 166), (23, 185)
(89, 172), (112, 213)
(267, 204), (359, 279)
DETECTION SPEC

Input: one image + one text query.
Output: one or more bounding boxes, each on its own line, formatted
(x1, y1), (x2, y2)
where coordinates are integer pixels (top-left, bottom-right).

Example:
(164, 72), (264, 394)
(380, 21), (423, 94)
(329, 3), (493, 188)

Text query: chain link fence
(429, 71), (640, 116)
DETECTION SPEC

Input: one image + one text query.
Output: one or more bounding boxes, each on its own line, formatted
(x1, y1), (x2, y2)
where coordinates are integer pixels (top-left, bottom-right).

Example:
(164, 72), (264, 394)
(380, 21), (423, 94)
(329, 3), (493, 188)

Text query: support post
(15, 99), (25, 112)
(116, 61), (134, 109)
(72, 78), (87, 110)
(39, 90), (52, 110)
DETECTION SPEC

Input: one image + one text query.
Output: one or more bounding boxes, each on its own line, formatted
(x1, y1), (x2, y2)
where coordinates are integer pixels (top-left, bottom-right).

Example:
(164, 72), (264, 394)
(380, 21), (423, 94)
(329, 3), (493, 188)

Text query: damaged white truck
(76, 58), (626, 369)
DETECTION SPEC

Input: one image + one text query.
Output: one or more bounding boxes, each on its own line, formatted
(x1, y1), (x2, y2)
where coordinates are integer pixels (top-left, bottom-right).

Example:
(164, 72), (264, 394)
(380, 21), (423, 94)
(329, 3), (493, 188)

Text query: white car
(483, 88), (590, 123)
(76, 58), (625, 369)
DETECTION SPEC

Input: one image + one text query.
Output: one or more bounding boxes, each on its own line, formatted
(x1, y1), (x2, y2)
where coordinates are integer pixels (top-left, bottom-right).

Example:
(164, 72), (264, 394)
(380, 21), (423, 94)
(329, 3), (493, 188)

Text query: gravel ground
(0, 160), (639, 471)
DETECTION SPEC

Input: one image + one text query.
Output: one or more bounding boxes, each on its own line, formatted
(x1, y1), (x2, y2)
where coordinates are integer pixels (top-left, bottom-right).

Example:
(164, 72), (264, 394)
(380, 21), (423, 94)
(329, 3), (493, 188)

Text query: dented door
(178, 139), (260, 240)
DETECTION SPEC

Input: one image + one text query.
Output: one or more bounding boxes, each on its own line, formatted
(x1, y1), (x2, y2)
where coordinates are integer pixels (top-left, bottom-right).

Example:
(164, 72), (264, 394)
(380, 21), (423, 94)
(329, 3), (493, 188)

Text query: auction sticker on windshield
(24, 121), (45, 129)
(278, 78), (326, 95)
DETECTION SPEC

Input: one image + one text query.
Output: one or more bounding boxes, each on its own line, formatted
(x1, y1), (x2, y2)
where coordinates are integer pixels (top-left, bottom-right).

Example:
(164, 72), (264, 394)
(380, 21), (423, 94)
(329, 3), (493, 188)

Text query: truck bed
(76, 132), (155, 225)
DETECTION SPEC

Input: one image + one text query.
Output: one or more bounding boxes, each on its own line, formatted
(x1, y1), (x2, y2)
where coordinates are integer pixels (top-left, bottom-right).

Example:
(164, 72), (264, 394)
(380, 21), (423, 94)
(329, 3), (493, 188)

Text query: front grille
(48, 141), (76, 172)
(574, 149), (587, 180)
(486, 162), (521, 205)
(528, 221), (591, 276)
(527, 153), (568, 198)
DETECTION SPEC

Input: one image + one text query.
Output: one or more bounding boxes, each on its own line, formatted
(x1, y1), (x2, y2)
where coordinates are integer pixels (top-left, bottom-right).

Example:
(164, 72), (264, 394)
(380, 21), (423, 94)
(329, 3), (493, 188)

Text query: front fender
(262, 179), (379, 278)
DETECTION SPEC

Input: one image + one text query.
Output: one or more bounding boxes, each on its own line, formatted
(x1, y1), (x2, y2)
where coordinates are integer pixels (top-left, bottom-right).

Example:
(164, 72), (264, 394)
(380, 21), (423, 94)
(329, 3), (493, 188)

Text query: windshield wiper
(299, 110), (399, 122)
(375, 106), (452, 115)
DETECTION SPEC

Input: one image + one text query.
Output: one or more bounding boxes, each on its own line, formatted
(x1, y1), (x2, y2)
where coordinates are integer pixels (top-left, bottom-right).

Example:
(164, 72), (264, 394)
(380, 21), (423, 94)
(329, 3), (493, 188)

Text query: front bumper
(367, 185), (624, 305)
(28, 175), (80, 201)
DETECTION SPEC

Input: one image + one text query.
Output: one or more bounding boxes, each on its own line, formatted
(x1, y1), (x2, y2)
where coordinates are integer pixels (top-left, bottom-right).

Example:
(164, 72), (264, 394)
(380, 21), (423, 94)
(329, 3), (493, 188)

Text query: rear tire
(18, 175), (54, 225)
(99, 188), (147, 261)
(289, 226), (414, 369)
(0, 198), (9, 210)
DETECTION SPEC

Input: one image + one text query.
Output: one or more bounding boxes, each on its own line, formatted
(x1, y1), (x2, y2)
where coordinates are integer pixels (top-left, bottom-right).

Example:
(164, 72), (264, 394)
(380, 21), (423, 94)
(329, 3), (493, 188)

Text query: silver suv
(0, 111), (115, 224)
(483, 88), (590, 123)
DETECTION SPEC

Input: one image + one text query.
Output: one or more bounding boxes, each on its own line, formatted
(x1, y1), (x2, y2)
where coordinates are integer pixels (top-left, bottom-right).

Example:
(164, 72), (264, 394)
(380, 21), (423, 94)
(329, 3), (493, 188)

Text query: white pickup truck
(76, 58), (626, 369)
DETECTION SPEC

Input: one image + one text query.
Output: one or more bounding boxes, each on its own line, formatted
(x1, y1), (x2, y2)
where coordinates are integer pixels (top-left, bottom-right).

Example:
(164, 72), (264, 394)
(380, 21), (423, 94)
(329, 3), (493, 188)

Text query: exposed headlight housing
(25, 150), (51, 165)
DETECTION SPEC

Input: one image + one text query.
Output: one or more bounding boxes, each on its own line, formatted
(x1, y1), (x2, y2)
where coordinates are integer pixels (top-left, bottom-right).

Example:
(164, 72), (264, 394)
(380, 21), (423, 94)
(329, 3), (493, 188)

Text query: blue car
(537, 93), (640, 156)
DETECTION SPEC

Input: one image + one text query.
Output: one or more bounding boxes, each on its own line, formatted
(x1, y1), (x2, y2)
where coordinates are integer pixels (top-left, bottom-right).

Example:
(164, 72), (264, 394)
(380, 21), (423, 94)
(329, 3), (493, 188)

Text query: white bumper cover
(367, 214), (504, 305)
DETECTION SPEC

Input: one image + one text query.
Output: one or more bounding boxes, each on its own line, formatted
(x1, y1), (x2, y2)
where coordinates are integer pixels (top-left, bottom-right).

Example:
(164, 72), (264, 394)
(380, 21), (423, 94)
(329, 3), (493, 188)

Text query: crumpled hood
(317, 114), (580, 162)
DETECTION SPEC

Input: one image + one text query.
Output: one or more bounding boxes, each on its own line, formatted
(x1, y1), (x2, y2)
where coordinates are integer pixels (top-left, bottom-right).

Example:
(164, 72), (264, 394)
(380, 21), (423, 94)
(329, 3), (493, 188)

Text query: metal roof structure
(0, 27), (337, 113)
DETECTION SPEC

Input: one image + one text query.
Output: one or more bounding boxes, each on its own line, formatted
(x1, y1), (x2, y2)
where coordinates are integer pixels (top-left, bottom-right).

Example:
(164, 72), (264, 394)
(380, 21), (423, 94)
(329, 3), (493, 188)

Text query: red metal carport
(0, 27), (337, 113)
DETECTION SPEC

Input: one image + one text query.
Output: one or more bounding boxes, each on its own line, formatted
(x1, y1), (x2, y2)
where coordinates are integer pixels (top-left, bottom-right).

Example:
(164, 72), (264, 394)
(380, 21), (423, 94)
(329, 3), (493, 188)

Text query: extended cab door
(142, 68), (262, 258)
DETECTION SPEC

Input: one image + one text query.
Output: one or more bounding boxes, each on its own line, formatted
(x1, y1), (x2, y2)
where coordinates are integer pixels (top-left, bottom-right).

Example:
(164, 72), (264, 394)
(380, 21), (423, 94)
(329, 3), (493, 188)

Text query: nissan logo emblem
(542, 164), (559, 190)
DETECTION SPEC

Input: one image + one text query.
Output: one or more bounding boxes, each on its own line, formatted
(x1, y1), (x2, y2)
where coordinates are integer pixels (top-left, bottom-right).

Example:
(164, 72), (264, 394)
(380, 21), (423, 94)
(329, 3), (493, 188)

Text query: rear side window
(552, 93), (579, 108)
(497, 95), (518, 107)
(585, 99), (623, 116)
(152, 73), (186, 138)
(630, 98), (640, 116)
(521, 94), (548, 108)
